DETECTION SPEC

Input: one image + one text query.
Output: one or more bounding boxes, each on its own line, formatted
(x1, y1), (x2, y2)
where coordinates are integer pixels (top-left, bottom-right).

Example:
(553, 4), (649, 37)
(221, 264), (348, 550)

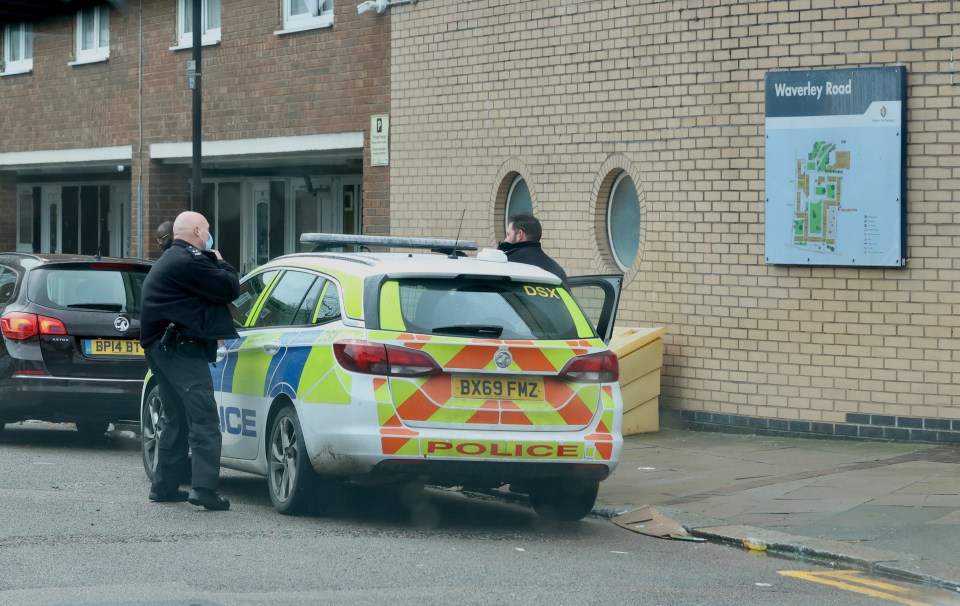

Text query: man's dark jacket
(140, 239), (241, 349)
(497, 240), (568, 282)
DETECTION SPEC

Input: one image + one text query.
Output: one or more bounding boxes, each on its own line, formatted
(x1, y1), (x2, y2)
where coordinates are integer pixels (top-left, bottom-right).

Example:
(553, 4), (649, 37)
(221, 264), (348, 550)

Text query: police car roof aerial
(299, 233), (478, 253)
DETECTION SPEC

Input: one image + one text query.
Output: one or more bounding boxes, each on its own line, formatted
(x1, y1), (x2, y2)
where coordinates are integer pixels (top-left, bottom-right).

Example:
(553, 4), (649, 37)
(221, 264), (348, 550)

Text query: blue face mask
(205, 233), (214, 251)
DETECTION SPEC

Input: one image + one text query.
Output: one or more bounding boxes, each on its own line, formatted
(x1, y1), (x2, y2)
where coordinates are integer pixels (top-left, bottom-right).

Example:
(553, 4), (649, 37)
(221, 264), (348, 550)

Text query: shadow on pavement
(0, 422), (141, 452)
(216, 473), (589, 536)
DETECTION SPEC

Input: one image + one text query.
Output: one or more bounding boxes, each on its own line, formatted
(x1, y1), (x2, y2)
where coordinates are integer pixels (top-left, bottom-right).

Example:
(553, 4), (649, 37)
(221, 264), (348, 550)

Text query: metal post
(191, 0), (202, 211)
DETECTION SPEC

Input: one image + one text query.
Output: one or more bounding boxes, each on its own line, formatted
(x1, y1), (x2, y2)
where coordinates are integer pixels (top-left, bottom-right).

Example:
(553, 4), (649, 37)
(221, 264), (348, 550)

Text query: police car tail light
(333, 340), (441, 377)
(557, 350), (619, 383)
(1, 313), (68, 341)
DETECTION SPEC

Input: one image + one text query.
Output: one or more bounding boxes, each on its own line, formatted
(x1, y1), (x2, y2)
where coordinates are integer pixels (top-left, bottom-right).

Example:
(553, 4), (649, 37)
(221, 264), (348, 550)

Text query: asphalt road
(1, 422), (957, 606)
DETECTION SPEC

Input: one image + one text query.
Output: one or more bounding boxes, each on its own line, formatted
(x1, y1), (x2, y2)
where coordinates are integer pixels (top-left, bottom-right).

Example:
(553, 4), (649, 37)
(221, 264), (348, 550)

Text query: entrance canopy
(150, 132), (363, 169)
(0, 145), (132, 175)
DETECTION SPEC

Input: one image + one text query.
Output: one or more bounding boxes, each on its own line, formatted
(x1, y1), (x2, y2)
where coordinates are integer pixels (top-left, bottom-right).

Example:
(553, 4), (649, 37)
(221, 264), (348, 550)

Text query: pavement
(595, 428), (960, 592)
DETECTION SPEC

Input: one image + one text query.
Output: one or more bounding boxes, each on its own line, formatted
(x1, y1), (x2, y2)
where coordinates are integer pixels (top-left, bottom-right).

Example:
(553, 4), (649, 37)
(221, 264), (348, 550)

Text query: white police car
(141, 234), (623, 520)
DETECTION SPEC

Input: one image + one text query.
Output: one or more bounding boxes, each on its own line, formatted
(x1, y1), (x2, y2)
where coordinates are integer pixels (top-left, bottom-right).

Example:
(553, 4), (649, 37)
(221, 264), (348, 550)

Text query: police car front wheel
(267, 406), (321, 515)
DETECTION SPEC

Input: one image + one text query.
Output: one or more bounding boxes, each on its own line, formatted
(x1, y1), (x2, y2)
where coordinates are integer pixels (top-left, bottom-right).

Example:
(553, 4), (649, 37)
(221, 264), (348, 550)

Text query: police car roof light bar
(299, 233), (478, 251)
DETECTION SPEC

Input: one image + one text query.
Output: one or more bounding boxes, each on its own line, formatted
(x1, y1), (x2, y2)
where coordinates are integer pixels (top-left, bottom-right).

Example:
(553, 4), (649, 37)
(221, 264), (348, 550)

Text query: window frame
(2, 22), (33, 75)
(72, 5), (110, 65)
(606, 172), (641, 272)
(277, 0), (334, 35)
(174, 0), (222, 49)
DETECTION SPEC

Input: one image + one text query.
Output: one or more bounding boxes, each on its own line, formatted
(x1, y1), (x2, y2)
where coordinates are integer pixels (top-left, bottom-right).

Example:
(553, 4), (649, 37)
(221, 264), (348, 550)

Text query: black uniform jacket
(140, 239), (241, 349)
(497, 240), (568, 283)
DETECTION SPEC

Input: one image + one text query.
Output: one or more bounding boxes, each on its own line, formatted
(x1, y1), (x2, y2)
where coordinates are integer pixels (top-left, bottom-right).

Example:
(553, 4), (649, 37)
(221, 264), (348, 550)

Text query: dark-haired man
(497, 212), (568, 282)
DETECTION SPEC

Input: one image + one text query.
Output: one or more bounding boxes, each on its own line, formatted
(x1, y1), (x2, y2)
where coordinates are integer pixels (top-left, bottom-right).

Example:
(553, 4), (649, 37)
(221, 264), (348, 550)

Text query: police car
(141, 234), (623, 520)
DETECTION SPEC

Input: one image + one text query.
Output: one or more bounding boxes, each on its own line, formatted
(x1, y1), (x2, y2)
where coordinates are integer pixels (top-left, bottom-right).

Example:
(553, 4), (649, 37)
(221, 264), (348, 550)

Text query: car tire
(267, 406), (321, 516)
(528, 479), (600, 522)
(141, 384), (164, 482)
(75, 419), (109, 438)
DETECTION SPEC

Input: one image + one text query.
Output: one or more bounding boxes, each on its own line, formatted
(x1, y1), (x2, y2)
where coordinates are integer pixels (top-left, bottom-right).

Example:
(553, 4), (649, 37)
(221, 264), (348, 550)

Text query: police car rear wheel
(528, 479), (599, 522)
(141, 385), (164, 482)
(267, 406), (319, 515)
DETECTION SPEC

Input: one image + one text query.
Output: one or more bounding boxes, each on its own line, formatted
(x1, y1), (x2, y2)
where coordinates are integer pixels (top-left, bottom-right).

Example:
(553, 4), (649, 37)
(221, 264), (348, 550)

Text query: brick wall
(388, 0), (960, 426)
(0, 0), (392, 241)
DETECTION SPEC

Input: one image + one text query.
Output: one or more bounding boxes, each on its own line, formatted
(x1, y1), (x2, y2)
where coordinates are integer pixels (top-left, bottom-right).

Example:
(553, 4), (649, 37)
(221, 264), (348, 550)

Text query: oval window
(607, 173), (640, 271)
(505, 176), (532, 231)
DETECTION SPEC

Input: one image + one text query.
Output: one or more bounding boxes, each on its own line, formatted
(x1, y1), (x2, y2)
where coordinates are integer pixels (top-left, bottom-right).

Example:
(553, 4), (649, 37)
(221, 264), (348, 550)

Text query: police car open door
(567, 274), (622, 344)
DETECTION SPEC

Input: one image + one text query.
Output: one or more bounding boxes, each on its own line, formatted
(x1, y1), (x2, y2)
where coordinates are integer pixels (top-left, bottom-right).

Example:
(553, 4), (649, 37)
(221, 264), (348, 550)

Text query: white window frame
(277, 0), (333, 35)
(173, 0), (222, 49)
(72, 6), (110, 65)
(2, 22), (33, 75)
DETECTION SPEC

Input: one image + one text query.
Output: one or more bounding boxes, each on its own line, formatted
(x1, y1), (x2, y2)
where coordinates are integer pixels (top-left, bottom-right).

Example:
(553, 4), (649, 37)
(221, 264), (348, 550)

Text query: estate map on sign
(765, 67), (906, 266)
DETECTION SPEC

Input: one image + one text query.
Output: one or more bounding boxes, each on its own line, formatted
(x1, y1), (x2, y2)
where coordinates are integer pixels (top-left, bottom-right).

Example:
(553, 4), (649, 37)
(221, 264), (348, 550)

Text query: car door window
(0, 266), (18, 304)
(231, 270), (278, 327)
(313, 282), (341, 324)
(254, 271), (317, 328)
(567, 275), (623, 343)
(291, 277), (325, 326)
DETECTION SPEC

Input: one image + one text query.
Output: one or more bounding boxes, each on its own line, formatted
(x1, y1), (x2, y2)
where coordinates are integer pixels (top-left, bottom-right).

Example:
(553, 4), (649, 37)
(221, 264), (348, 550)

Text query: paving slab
(597, 429), (960, 591)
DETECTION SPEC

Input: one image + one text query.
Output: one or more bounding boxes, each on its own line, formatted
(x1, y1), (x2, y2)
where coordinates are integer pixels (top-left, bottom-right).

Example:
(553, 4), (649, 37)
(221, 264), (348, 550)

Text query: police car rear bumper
(298, 404), (621, 482)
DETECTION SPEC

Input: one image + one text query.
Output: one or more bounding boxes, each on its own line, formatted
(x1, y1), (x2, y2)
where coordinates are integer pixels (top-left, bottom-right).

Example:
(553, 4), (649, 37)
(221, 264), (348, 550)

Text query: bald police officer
(140, 211), (240, 510)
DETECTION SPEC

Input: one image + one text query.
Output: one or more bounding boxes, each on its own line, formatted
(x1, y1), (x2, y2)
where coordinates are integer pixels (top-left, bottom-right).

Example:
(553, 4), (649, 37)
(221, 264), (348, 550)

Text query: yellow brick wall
(388, 0), (960, 423)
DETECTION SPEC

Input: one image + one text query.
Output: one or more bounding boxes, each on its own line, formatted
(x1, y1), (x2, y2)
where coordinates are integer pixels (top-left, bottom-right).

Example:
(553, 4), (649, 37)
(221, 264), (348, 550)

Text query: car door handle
(262, 341), (281, 355)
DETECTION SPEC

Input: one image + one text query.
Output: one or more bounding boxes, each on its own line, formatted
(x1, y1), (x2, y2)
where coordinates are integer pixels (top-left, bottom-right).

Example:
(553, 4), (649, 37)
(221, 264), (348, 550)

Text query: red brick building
(0, 0), (390, 268)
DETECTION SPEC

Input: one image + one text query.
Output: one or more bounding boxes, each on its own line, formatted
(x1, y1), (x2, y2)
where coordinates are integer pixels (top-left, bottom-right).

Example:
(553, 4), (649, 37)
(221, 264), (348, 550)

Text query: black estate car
(0, 253), (153, 437)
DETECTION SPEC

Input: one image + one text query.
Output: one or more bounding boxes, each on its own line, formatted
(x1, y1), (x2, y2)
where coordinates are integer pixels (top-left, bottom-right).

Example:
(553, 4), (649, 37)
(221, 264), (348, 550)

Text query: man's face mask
(205, 231), (214, 251)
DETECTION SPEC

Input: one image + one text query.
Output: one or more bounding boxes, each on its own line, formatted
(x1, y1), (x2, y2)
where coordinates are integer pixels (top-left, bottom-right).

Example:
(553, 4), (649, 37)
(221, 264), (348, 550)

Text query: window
(27, 267), (149, 313)
(253, 271), (318, 328)
(607, 173), (640, 271)
(231, 270), (278, 326)
(387, 278), (588, 341)
(279, 0), (334, 34)
(0, 267), (18, 304)
(313, 282), (341, 324)
(74, 6), (109, 64)
(177, 0), (221, 48)
(505, 175), (532, 231)
(3, 22), (32, 74)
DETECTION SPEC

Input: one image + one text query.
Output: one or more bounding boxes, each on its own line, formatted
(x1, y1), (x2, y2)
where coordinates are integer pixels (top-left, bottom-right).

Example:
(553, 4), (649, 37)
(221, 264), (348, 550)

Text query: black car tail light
(0, 312), (68, 341)
(557, 350), (620, 383)
(333, 340), (441, 377)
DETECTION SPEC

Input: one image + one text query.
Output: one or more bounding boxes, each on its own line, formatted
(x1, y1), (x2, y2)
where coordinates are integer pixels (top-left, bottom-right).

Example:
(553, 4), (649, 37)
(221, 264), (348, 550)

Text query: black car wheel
(528, 479), (600, 522)
(141, 384), (164, 482)
(267, 406), (321, 515)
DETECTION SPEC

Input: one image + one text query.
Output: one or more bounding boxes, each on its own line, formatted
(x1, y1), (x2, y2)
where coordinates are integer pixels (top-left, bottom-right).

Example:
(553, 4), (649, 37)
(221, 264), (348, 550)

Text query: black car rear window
(385, 278), (593, 341)
(27, 265), (149, 313)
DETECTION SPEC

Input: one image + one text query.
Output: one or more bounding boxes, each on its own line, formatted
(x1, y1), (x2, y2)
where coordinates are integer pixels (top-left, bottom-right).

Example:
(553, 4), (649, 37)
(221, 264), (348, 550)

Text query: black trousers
(145, 342), (222, 491)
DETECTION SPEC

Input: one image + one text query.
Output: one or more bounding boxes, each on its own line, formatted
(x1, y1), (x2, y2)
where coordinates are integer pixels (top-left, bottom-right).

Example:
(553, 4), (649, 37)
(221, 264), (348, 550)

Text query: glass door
(294, 176), (337, 251)
(200, 181), (242, 271)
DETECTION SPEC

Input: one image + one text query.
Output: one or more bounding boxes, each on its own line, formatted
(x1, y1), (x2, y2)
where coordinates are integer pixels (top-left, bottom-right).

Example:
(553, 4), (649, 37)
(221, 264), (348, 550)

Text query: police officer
(497, 212), (568, 282)
(140, 211), (240, 510)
